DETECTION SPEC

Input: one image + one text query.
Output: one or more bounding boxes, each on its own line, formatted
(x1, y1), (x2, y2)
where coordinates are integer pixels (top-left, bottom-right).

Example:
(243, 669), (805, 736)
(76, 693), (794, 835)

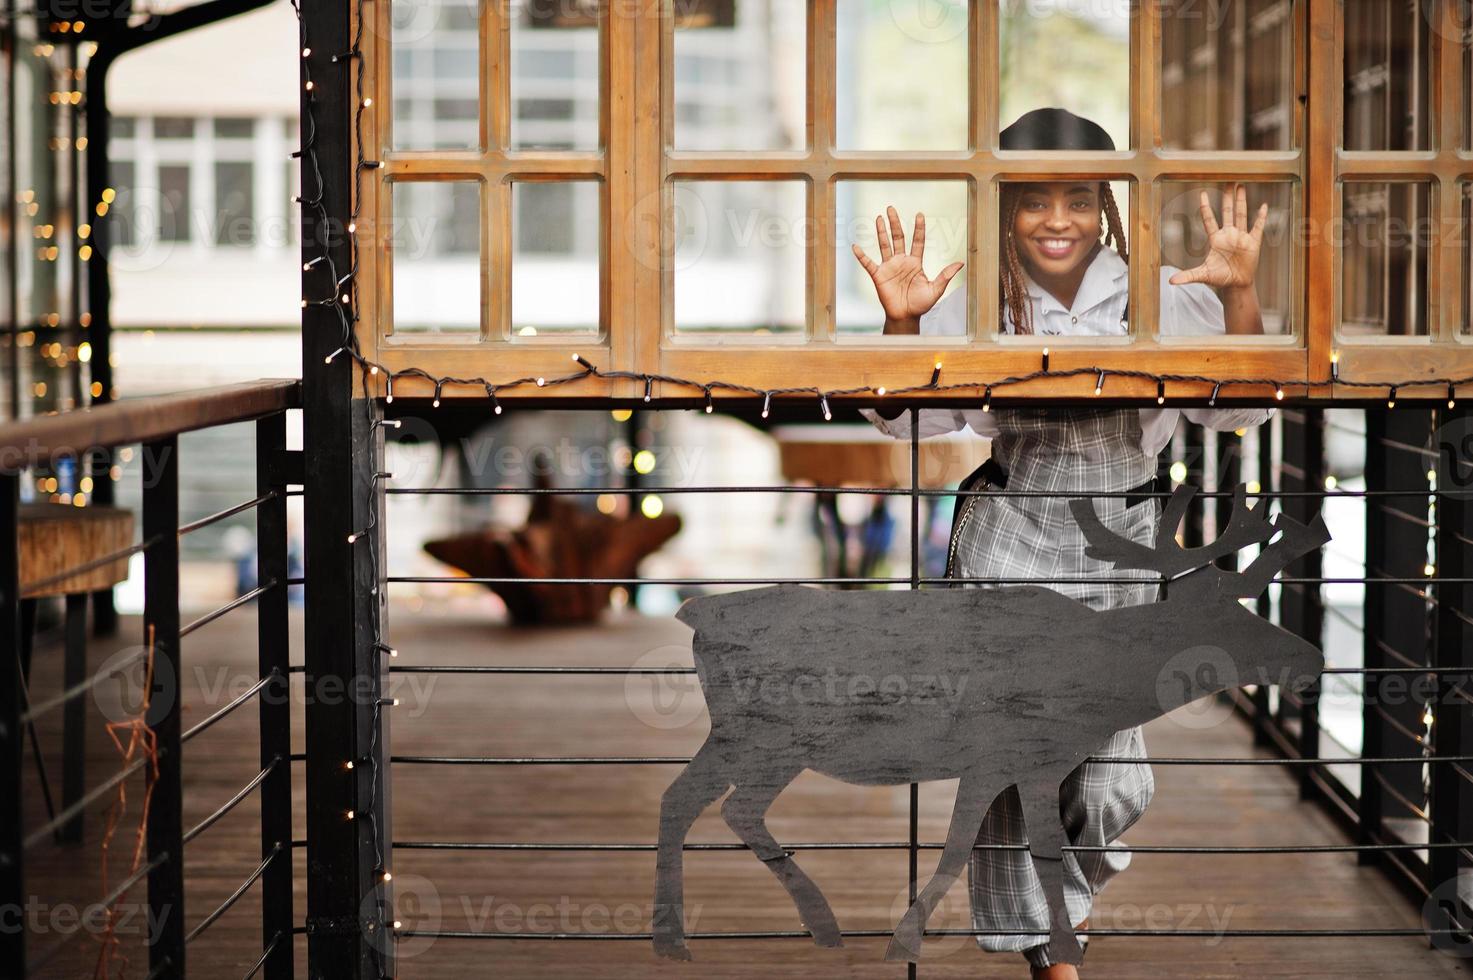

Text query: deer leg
(721, 769), (842, 949)
(653, 742), (732, 961)
(1018, 781), (1084, 966)
(885, 772), (997, 963)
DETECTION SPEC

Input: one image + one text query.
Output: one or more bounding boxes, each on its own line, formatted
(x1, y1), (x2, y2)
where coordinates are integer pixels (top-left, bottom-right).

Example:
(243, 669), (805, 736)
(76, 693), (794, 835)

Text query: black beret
(999, 107), (1115, 152)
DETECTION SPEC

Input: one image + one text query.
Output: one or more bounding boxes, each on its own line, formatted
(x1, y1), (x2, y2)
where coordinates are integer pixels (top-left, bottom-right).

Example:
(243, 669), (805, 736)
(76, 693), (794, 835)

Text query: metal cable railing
(1, 380), (300, 979)
(363, 402), (1473, 966)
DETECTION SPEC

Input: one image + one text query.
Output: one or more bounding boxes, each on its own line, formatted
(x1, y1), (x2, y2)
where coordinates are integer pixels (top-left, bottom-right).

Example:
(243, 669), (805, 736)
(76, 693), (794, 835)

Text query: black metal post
(143, 436), (184, 978)
(1281, 408), (1325, 798)
(908, 408), (919, 980)
(59, 592), (87, 842)
(4, 1), (19, 423)
(1360, 409), (1388, 863)
(1, 470), (24, 978)
(1430, 404), (1472, 896)
(1251, 416), (1273, 745)
(257, 413), (294, 979)
(300, 0), (390, 975)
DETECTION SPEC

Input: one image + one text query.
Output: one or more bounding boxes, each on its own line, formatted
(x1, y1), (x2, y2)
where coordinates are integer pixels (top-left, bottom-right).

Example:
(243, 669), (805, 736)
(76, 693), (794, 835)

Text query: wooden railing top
(0, 379), (302, 469)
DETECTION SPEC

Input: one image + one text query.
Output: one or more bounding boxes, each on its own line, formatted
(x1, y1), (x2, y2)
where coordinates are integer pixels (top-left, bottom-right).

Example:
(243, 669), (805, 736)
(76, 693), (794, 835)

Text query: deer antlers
(1067, 484), (1330, 598)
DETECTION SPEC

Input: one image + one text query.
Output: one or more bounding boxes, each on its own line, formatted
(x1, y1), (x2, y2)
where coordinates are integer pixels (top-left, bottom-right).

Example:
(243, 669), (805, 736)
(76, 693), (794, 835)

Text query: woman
(852, 107), (1276, 978)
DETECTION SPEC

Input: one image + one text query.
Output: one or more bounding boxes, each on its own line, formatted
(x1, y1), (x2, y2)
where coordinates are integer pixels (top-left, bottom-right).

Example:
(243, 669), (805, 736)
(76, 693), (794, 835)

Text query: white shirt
(857, 244), (1275, 456)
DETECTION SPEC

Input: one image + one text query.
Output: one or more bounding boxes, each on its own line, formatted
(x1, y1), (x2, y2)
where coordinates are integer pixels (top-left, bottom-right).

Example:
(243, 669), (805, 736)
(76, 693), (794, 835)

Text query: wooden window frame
(353, 0), (1471, 403)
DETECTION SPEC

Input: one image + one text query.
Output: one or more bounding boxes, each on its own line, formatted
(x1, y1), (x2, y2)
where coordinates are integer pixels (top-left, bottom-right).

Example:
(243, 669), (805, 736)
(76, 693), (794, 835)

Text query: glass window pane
(1160, 181), (1295, 336)
(836, 0), (968, 151)
(512, 181), (600, 336)
(112, 115), (136, 140)
(214, 161), (254, 247)
(999, 0), (1129, 151)
(1343, 0), (1429, 151)
(392, 0), (480, 150)
(213, 117), (254, 140)
(511, 0), (600, 151)
(391, 181), (481, 334)
(672, 180), (806, 336)
(1160, 0), (1296, 151)
(112, 160), (136, 249)
(836, 180), (968, 336)
(674, 0), (803, 151)
(154, 116), (195, 140)
(158, 165), (191, 243)
(1339, 182), (1430, 337)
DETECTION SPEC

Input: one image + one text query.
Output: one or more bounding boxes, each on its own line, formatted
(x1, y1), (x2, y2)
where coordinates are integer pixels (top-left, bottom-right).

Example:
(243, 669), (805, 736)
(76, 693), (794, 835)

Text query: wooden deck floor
(16, 605), (1472, 978)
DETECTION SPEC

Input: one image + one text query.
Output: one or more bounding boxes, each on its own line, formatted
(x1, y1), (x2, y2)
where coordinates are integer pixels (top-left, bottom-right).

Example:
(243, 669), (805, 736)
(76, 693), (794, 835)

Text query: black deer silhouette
(652, 483), (1330, 963)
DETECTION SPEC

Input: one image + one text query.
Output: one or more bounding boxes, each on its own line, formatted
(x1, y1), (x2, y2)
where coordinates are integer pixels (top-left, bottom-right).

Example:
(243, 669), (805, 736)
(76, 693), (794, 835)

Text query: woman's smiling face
(1010, 181), (1102, 277)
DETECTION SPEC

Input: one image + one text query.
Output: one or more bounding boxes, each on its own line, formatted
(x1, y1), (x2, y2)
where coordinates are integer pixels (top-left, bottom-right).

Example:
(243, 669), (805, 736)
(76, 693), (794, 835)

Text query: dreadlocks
(999, 182), (1129, 335)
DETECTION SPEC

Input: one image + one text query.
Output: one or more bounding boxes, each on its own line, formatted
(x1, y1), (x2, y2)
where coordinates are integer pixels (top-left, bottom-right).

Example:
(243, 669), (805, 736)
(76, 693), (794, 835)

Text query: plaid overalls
(947, 405), (1161, 968)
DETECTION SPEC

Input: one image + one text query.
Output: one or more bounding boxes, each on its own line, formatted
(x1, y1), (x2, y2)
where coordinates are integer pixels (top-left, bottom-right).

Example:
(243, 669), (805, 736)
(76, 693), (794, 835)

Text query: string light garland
(335, 354), (1473, 415)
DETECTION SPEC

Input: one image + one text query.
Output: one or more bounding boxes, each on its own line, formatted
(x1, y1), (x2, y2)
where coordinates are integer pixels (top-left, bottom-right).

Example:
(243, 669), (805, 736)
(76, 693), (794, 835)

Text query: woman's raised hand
(1168, 182), (1268, 290)
(852, 206), (964, 327)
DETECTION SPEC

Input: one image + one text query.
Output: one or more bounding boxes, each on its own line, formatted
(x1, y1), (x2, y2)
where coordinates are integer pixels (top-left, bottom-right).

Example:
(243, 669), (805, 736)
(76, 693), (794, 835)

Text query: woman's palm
(853, 206), (963, 322)
(1169, 183), (1268, 289)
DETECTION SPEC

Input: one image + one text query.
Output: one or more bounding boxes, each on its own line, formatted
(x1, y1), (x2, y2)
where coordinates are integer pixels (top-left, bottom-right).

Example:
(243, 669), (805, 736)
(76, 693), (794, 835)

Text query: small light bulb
(1274, 384), (1284, 401)
(874, 386), (886, 396)
(305, 80), (314, 91)
(382, 871), (393, 882)
(363, 97), (373, 108)
(345, 760), (354, 770)
(347, 809), (355, 819)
